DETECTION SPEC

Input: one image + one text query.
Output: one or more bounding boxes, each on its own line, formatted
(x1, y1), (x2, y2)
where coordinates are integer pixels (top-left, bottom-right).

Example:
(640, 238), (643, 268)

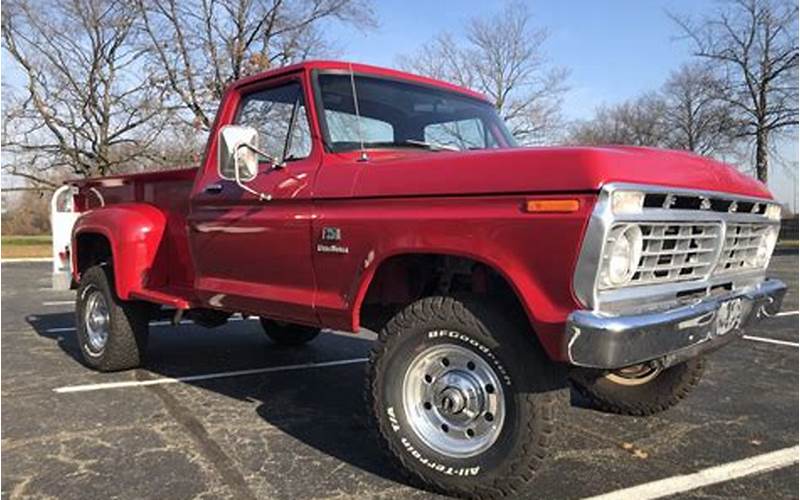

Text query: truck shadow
(26, 312), (412, 487)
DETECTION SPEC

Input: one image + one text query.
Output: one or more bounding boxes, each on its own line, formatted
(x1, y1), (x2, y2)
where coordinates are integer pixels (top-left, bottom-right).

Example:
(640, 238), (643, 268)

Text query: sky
(321, 0), (799, 209)
(325, 0), (712, 120)
(2, 0), (798, 208)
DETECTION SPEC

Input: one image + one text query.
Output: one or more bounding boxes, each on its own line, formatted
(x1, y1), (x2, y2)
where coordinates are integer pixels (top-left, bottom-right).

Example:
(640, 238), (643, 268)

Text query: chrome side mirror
(218, 125), (283, 201)
(218, 125), (260, 182)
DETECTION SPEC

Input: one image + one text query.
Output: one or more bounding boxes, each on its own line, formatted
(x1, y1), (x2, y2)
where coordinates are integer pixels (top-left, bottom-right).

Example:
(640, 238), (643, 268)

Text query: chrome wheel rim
(604, 364), (661, 386)
(84, 290), (110, 354)
(402, 344), (505, 458)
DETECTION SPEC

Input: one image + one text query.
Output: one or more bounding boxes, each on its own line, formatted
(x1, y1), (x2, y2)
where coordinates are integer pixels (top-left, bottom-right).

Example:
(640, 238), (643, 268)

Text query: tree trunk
(755, 128), (769, 183)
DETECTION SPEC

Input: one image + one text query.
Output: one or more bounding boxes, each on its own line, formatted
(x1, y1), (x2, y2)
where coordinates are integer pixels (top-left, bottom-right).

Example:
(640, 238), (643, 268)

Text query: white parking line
(1, 257), (53, 263)
(743, 335), (799, 347)
(774, 310), (799, 317)
(44, 326), (78, 333)
(583, 445), (799, 500)
(53, 358), (369, 393)
(43, 316), (255, 334)
(43, 301), (74, 306)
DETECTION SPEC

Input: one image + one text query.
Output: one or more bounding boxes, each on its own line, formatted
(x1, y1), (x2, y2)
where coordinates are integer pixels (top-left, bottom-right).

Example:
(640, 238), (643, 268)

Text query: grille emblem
(699, 197), (711, 210)
(663, 194), (676, 209)
(728, 201), (738, 213)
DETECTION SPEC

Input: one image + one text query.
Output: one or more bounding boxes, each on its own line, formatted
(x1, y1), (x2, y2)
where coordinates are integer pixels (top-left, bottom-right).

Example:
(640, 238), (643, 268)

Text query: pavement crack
(136, 370), (256, 500)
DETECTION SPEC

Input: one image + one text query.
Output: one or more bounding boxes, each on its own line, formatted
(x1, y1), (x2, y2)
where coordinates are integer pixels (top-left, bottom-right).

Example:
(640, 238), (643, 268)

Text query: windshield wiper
(402, 139), (460, 152)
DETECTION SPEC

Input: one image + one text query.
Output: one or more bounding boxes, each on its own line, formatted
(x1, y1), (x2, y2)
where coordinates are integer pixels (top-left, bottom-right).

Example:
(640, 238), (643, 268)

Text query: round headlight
(749, 226), (779, 268)
(605, 224), (643, 287)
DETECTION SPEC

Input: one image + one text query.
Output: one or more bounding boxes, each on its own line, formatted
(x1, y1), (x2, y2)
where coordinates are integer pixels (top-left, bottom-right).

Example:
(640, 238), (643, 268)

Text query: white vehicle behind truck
(50, 185), (79, 290)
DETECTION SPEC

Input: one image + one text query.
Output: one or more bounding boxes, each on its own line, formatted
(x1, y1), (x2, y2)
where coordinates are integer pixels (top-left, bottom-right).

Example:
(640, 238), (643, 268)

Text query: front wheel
(570, 357), (705, 416)
(366, 296), (567, 498)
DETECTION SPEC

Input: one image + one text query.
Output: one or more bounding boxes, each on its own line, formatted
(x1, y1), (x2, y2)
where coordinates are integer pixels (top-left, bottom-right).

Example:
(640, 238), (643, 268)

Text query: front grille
(714, 223), (771, 274)
(643, 193), (767, 214)
(607, 222), (722, 286)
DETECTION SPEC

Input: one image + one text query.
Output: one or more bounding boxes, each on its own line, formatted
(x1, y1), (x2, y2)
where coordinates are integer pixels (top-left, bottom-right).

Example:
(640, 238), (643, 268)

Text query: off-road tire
(570, 357), (705, 416)
(259, 318), (321, 346)
(75, 265), (150, 371)
(366, 296), (567, 499)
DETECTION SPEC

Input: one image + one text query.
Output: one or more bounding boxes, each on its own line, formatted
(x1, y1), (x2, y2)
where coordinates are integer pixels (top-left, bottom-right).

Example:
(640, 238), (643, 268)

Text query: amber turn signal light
(525, 199), (580, 213)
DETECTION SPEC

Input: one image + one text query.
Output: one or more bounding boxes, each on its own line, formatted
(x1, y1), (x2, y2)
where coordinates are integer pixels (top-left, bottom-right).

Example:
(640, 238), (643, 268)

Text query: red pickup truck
(68, 60), (785, 498)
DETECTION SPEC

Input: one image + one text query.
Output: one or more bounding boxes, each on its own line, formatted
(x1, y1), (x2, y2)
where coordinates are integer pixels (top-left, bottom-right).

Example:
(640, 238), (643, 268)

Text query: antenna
(349, 63), (369, 162)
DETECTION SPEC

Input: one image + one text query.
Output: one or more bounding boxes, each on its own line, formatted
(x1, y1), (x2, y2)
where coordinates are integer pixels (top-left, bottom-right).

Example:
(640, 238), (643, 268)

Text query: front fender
(312, 194), (597, 361)
(72, 203), (167, 299)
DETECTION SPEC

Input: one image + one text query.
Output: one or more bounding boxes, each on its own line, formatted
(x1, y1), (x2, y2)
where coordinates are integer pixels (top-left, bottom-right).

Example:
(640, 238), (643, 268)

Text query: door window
(225, 82), (311, 178)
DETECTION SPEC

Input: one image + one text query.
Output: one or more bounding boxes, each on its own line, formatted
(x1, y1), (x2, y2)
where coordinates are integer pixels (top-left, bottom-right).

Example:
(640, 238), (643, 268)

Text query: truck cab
(67, 60), (785, 498)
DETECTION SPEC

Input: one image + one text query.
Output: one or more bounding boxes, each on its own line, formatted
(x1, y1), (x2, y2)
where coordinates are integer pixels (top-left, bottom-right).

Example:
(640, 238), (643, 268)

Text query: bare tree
(661, 63), (737, 156)
(671, 0), (799, 183)
(397, 2), (568, 144)
(569, 64), (739, 159)
(2, 0), (173, 184)
(135, 0), (375, 131)
(567, 94), (668, 148)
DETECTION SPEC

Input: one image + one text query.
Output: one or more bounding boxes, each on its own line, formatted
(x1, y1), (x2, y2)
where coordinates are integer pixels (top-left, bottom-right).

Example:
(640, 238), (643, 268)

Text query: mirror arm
(240, 142), (285, 170)
(233, 144), (273, 202)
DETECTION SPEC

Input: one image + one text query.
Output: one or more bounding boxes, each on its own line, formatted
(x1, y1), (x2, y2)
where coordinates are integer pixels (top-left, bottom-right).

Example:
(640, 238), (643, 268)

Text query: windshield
(315, 73), (516, 152)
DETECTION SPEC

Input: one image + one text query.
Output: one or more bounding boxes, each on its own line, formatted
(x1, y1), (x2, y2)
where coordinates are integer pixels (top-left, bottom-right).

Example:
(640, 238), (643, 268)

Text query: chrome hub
(438, 387), (465, 415)
(84, 289), (110, 354)
(402, 344), (505, 458)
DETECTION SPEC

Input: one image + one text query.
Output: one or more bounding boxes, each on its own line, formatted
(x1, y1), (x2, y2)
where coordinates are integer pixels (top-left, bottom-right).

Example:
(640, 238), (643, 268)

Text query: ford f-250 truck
(68, 60), (786, 498)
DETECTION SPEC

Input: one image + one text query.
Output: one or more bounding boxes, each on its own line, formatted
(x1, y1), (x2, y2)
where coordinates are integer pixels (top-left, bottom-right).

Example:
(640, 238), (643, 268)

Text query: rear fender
(71, 203), (167, 299)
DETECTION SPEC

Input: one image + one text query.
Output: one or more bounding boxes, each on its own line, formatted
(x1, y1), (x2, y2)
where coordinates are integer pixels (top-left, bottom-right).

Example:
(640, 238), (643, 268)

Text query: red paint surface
(69, 61), (775, 362)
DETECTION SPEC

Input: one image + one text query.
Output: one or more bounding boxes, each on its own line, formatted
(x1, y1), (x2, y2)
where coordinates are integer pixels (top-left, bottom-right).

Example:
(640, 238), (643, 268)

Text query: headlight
(766, 204), (782, 220)
(748, 225), (779, 268)
(611, 191), (645, 214)
(601, 224), (643, 288)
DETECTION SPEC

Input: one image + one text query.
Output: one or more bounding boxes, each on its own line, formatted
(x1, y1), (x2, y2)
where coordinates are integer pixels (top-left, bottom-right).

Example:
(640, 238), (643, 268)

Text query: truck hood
(351, 146), (771, 199)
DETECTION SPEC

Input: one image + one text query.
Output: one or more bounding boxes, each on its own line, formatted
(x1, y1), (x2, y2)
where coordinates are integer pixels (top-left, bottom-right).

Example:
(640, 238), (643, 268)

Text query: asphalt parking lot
(2, 254), (798, 499)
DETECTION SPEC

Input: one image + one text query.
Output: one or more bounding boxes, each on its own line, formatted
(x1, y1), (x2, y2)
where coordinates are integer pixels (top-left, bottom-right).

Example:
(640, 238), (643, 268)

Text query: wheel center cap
(438, 387), (466, 415)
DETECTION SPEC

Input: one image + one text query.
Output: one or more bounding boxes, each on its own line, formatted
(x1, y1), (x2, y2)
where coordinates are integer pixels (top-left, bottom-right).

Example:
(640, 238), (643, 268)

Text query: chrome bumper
(565, 279), (787, 369)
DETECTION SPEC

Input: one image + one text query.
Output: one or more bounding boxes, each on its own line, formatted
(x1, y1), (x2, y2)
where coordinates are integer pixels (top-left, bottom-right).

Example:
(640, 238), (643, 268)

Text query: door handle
(204, 183), (223, 194)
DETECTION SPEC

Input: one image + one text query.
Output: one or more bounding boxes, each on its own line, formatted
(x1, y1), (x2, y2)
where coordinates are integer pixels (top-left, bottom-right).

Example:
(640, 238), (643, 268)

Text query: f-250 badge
(317, 227), (348, 254)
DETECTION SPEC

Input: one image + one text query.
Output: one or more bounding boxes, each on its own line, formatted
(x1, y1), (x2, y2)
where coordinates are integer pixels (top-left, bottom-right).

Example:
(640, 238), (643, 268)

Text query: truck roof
(229, 60), (490, 103)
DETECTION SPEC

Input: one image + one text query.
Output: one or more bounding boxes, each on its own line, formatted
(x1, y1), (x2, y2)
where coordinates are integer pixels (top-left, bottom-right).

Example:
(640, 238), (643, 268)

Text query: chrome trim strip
(603, 182), (777, 206)
(573, 183), (779, 312)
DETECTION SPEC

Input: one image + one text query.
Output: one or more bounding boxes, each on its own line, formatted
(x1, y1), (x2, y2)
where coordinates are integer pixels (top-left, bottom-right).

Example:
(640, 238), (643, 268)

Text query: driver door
(187, 77), (321, 324)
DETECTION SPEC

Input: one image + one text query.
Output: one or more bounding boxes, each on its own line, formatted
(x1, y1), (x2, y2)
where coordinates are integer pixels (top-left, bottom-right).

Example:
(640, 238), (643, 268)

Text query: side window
(224, 82), (311, 178)
(424, 118), (495, 150)
(325, 109), (394, 144)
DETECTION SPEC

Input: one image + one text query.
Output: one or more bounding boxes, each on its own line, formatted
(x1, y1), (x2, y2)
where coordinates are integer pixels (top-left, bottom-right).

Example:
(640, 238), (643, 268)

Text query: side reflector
(525, 199), (580, 213)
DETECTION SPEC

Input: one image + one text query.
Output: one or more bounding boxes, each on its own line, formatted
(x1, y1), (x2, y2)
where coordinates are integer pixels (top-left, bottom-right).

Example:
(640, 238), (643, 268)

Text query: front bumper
(565, 278), (787, 369)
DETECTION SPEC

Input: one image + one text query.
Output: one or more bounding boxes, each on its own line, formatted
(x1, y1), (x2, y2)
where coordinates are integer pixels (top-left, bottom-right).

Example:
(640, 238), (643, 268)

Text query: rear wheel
(76, 265), (150, 371)
(259, 318), (320, 346)
(366, 296), (567, 498)
(570, 357), (705, 416)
